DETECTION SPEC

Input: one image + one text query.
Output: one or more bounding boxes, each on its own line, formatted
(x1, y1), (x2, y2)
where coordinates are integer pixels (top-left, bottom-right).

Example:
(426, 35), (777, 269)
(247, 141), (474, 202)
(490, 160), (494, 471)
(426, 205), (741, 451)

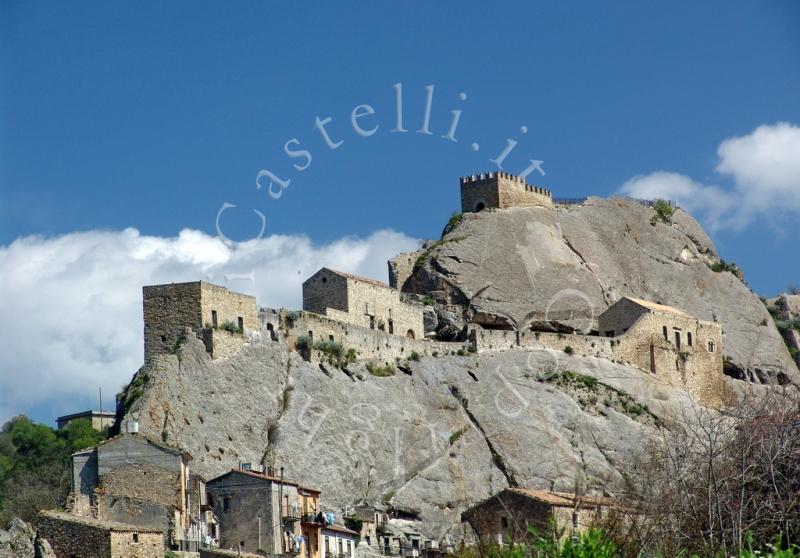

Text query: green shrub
(563, 345), (574, 355)
(409, 351), (421, 361)
(650, 198), (675, 225)
(219, 320), (243, 334)
(295, 335), (312, 351)
(442, 211), (464, 236)
(709, 258), (741, 274)
(366, 362), (395, 377)
(456, 348), (466, 356)
(467, 344), (477, 353)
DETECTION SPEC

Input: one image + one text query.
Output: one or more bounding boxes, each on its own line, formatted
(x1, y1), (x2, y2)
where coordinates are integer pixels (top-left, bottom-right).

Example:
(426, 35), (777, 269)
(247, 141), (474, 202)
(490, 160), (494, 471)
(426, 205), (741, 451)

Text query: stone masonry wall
(97, 463), (182, 509)
(460, 172), (552, 213)
(303, 270), (424, 339)
(38, 511), (163, 558)
(388, 252), (417, 291)
(198, 282), (258, 334)
(143, 282), (203, 363)
(471, 312), (725, 407)
(144, 281), (257, 361)
(276, 311), (470, 366)
(110, 530), (164, 558)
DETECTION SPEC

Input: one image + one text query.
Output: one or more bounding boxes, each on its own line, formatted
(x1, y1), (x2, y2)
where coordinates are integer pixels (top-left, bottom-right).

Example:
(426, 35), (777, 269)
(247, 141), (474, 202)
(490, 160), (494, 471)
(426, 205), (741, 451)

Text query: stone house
(460, 172), (552, 213)
(302, 268), (424, 340)
(38, 510), (164, 558)
(142, 281), (258, 361)
(205, 468), (321, 556)
(461, 488), (617, 544)
(69, 433), (212, 551)
(56, 409), (116, 431)
(597, 297), (724, 403)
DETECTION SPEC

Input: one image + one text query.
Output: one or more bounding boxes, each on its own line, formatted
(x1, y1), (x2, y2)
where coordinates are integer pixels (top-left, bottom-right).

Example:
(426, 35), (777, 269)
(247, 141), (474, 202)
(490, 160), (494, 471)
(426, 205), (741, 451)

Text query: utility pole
(99, 387), (103, 429)
(258, 515), (262, 550)
(279, 466), (285, 555)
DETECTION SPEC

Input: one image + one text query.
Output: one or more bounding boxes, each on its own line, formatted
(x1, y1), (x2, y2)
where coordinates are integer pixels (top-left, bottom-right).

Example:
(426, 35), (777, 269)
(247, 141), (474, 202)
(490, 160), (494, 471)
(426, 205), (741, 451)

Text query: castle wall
(278, 311), (469, 366)
(460, 172), (553, 213)
(302, 270), (425, 340)
(388, 252), (417, 290)
(471, 312), (725, 407)
(143, 281), (257, 361)
(143, 282), (203, 363)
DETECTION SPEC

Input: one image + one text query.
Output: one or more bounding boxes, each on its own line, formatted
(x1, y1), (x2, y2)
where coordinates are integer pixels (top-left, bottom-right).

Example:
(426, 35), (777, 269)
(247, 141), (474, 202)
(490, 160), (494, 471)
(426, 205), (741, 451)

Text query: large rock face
(397, 198), (798, 383)
(127, 335), (711, 542)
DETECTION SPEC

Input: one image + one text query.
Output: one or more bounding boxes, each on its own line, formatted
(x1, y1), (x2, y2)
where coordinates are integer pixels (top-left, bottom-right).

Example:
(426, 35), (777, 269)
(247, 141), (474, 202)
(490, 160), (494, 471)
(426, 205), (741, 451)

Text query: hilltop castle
(140, 172), (725, 406)
(459, 171), (552, 213)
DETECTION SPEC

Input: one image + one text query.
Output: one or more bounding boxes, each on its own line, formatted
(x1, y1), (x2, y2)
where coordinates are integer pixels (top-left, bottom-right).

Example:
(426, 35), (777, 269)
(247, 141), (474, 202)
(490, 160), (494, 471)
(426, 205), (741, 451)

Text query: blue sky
(1, 1), (800, 424)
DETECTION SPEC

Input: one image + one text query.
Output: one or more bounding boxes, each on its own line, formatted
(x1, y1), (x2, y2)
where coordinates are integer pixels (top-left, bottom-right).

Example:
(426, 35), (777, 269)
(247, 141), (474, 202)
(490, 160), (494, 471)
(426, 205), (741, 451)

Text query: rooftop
(506, 488), (617, 508)
(211, 468), (321, 494)
(56, 409), (116, 422)
(622, 296), (695, 319)
(322, 268), (391, 289)
(323, 523), (360, 536)
(39, 510), (164, 533)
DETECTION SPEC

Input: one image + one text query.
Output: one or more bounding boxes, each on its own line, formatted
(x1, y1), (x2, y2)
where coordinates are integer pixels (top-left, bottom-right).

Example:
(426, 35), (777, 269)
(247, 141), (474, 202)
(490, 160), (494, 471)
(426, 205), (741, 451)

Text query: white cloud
(619, 122), (800, 230)
(0, 227), (419, 425)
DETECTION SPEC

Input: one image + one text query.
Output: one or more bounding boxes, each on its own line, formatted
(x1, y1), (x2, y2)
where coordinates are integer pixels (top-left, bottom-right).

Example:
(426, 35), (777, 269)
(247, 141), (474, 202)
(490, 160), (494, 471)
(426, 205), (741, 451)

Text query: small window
(476, 202), (485, 212)
(662, 326), (668, 340)
(388, 320), (394, 334)
(212, 310), (218, 327)
(707, 340), (715, 353)
(133, 533), (139, 543)
(160, 335), (166, 342)
(674, 331), (681, 350)
(500, 516), (508, 529)
(223, 497), (230, 512)
(321, 277), (327, 283)
(329, 334), (334, 341)
(238, 317), (244, 331)
(687, 332), (693, 347)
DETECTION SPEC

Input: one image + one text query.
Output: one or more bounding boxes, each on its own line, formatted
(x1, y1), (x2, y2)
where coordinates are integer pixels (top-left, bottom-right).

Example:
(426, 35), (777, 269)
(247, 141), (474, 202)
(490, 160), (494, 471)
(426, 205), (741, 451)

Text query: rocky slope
(397, 198), (798, 384)
(126, 335), (717, 542)
(0, 518), (53, 558)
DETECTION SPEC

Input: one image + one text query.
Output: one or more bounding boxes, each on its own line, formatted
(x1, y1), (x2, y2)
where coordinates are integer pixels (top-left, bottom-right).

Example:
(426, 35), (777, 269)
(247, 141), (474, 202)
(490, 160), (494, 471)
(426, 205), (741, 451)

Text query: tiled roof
(622, 297), (694, 319)
(212, 469), (321, 494)
(323, 523), (359, 536)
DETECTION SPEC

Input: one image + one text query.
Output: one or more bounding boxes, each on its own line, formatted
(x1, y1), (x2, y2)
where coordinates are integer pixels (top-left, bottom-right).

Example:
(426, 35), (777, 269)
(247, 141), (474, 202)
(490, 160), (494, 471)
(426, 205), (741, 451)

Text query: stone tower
(460, 172), (553, 213)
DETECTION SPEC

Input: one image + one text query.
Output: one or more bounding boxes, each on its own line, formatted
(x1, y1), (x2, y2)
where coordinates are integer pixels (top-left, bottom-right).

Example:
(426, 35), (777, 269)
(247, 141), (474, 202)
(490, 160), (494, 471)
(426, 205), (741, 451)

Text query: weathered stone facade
(38, 511), (163, 558)
(302, 268), (424, 340)
(388, 252), (417, 291)
(461, 489), (615, 543)
(143, 281), (258, 361)
(274, 310), (471, 366)
(69, 434), (206, 548)
(460, 172), (552, 213)
(470, 297), (726, 407)
(206, 469), (320, 556)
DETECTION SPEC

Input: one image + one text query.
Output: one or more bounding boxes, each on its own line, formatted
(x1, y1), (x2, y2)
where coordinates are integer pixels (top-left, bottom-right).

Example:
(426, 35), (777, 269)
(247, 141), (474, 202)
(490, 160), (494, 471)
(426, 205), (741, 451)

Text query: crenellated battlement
(459, 171), (553, 213)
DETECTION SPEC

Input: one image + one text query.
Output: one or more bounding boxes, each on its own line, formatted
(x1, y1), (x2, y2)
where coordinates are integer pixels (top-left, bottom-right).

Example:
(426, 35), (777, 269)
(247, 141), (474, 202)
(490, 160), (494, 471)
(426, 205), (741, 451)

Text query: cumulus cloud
(0, 227), (419, 425)
(619, 122), (800, 230)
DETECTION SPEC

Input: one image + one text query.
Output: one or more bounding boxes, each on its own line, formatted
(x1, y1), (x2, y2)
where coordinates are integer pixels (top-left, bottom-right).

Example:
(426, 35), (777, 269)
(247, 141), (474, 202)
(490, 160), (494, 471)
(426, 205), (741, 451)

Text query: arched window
(687, 332), (693, 347)
(662, 326), (668, 340)
(707, 339), (715, 353)
(475, 202), (485, 212)
(406, 329), (416, 339)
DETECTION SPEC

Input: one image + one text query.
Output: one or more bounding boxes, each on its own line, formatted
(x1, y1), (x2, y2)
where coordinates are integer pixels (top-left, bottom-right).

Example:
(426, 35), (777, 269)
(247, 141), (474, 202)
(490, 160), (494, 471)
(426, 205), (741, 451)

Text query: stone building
(206, 467), (321, 556)
(302, 268), (424, 340)
(56, 409), (116, 431)
(320, 524), (358, 558)
(69, 433), (212, 551)
(142, 281), (258, 361)
(470, 296), (726, 406)
(461, 489), (617, 544)
(460, 172), (552, 213)
(38, 510), (164, 558)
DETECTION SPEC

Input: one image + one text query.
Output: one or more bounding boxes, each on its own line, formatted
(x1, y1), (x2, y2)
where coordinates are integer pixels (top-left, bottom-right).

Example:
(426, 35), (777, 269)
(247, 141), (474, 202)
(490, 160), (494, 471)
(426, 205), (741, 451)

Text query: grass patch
(409, 351), (421, 361)
(366, 362), (395, 377)
(442, 211), (464, 236)
(313, 340), (357, 368)
(563, 345), (574, 355)
(708, 259), (741, 275)
(295, 335), (312, 351)
(449, 427), (468, 445)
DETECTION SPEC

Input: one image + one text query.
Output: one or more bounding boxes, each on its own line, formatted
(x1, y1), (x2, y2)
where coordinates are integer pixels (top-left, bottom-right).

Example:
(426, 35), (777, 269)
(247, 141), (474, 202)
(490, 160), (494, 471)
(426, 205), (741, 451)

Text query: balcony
(301, 513), (322, 525)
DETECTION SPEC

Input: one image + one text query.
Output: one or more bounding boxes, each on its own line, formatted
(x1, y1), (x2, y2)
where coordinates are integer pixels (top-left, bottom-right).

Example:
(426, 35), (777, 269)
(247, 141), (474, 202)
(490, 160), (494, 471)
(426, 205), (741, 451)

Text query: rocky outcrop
(767, 294), (800, 368)
(125, 335), (713, 542)
(395, 198), (798, 384)
(0, 518), (54, 558)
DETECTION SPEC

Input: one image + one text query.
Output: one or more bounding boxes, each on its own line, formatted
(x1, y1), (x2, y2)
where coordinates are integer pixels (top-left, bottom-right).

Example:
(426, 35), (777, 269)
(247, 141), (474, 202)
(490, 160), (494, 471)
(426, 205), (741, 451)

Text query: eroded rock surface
(126, 336), (709, 541)
(397, 198), (797, 383)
